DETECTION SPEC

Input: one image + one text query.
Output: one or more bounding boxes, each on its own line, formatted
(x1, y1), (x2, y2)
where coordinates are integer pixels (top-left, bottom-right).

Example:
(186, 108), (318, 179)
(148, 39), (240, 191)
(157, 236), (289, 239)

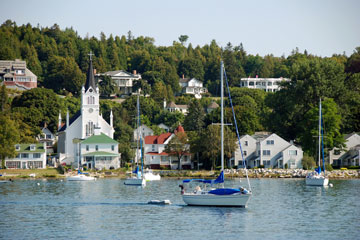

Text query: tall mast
(221, 60), (224, 171)
(318, 98), (321, 170)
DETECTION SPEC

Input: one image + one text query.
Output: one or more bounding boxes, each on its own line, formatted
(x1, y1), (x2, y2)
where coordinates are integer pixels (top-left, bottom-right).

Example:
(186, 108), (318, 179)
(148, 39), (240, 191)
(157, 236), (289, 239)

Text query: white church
(57, 54), (120, 170)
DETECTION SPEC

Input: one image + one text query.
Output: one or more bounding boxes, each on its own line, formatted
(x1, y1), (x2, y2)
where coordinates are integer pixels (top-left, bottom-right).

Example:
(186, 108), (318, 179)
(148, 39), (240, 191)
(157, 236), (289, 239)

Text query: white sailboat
(180, 61), (252, 207)
(124, 93), (146, 187)
(144, 168), (161, 181)
(306, 99), (329, 186)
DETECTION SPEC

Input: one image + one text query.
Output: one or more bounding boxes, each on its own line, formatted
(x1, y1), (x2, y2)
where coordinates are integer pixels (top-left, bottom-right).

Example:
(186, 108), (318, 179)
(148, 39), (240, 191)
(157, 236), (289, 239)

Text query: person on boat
(195, 185), (201, 193)
(179, 184), (184, 195)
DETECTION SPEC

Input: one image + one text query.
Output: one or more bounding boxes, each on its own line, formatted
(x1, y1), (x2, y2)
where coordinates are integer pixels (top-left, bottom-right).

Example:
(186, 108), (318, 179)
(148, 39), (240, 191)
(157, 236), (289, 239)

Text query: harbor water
(0, 178), (359, 240)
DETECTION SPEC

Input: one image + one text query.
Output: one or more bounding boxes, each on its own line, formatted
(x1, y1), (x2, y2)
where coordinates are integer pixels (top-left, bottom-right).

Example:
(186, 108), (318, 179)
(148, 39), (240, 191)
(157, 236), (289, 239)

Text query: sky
(1, 0), (359, 57)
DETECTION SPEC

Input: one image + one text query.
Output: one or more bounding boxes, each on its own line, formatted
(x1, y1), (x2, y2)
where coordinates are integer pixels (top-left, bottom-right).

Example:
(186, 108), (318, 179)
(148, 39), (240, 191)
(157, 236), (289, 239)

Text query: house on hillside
(5, 143), (46, 169)
(164, 100), (188, 115)
(240, 77), (290, 92)
(37, 123), (56, 154)
(158, 123), (170, 132)
(206, 101), (219, 113)
(329, 133), (360, 168)
(234, 132), (303, 169)
(0, 59), (37, 91)
(179, 77), (207, 99)
(96, 70), (141, 96)
(144, 125), (191, 170)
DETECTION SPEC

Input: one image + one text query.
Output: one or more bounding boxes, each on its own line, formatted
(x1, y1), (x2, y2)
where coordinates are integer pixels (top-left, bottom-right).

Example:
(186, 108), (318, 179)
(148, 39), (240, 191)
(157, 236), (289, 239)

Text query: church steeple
(85, 51), (96, 91)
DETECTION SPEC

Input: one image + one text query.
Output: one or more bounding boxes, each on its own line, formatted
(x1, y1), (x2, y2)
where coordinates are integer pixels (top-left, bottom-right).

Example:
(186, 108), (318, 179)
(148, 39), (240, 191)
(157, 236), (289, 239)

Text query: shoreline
(1, 169), (359, 180)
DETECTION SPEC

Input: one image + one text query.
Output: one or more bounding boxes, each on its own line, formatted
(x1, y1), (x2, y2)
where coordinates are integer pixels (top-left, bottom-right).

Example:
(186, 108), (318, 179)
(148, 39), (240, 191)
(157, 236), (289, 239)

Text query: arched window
(87, 96), (95, 105)
(86, 121), (94, 136)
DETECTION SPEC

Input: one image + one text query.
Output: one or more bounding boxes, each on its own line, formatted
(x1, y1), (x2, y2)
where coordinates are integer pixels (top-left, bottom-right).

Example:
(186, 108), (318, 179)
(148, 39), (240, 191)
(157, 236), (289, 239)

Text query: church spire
(85, 51), (96, 91)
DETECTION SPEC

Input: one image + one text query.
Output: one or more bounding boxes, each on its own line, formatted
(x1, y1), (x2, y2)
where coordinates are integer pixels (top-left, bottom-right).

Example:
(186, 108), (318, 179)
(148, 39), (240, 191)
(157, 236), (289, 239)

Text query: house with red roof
(144, 125), (192, 169)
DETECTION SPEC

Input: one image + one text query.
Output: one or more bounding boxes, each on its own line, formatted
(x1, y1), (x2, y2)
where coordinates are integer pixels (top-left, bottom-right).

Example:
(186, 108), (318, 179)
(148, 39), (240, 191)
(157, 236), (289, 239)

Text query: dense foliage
(1, 20), (359, 168)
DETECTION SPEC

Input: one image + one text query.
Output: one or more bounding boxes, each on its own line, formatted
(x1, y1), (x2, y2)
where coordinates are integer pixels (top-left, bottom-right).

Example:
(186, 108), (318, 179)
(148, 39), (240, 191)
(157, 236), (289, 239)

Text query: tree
(302, 153), (316, 170)
(0, 115), (20, 168)
(165, 131), (190, 170)
(183, 99), (205, 131)
(99, 75), (117, 97)
(178, 35), (189, 46)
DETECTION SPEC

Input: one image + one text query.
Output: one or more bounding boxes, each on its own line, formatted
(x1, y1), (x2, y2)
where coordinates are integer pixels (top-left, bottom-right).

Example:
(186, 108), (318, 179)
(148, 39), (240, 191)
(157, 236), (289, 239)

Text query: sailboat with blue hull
(180, 61), (251, 207)
(306, 99), (329, 186)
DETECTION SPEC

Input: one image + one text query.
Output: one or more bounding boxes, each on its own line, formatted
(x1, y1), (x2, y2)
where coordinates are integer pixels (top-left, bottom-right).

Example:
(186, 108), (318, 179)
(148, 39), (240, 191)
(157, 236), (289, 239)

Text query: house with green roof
(5, 143), (46, 169)
(80, 133), (120, 170)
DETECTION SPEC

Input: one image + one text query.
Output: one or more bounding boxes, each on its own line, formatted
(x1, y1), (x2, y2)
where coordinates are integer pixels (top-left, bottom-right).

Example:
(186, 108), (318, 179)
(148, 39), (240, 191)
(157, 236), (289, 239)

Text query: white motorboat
(67, 172), (96, 181)
(305, 99), (329, 186)
(180, 61), (252, 207)
(144, 169), (161, 181)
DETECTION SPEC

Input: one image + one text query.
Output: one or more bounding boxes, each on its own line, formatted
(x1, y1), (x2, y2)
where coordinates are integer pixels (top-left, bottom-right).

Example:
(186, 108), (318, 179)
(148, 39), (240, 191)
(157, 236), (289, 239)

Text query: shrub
(259, 165), (265, 168)
(348, 166), (360, 169)
(325, 163), (333, 171)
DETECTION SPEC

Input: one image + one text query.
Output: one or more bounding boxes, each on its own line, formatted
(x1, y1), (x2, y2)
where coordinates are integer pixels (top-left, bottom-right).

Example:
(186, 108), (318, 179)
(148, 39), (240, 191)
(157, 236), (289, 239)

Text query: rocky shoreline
(1, 169), (359, 179)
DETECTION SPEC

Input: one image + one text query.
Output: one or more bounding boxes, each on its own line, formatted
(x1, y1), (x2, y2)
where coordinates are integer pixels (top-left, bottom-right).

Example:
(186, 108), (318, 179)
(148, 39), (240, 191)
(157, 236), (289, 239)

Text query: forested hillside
(1, 20), (359, 167)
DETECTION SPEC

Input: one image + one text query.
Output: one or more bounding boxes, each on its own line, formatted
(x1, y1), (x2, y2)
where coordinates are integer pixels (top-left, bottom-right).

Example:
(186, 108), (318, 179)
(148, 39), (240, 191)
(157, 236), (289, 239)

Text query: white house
(144, 125), (191, 170)
(234, 133), (303, 169)
(164, 100), (188, 115)
(179, 77), (207, 99)
(37, 124), (56, 154)
(57, 54), (117, 168)
(96, 70), (141, 95)
(5, 143), (46, 169)
(80, 132), (120, 170)
(240, 77), (290, 92)
(329, 133), (360, 167)
(133, 125), (154, 141)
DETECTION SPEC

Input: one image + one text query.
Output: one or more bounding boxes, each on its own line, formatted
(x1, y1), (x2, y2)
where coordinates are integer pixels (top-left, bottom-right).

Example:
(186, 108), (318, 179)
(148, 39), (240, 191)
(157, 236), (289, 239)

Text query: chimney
(133, 70), (137, 75)
(182, 74), (184, 79)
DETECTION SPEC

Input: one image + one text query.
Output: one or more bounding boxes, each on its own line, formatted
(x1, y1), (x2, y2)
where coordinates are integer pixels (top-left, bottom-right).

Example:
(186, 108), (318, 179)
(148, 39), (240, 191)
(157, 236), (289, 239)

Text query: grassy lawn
(0, 168), (63, 178)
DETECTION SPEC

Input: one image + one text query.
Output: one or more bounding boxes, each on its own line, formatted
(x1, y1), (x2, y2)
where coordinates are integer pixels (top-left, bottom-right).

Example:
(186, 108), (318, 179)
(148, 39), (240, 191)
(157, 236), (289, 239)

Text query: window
(95, 145), (99, 151)
(249, 81), (254, 86)
(86, 145), (89, 151)
(6, 161), (21, 169)
(111, 145), (115, 151)
(266, 140), (274, 145)
(244, 141), (248, 146)
(86, 121), (94, 136)
(87, 96), (95, 104)
(334, 150), (341, 155)
(30, 145), (36, 151)
(33, 153), (41, 158)
(263, 150), (271, 156)
(243, 151), (247, 156)
(15, 144), (20, 151)
(267, 82), (273, 86)
(152, 145), (155, 152)
(264, 160), (270, 166)
(46, 134), (52, 139)
(289, 150), (297, 156)
(21, 153), (29, 158)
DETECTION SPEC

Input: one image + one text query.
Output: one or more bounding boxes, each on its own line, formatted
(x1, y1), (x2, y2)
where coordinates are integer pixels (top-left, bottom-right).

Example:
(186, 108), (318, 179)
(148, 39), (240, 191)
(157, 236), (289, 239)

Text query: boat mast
(220, 60), (224, 172)
(318, 98), (321, 172)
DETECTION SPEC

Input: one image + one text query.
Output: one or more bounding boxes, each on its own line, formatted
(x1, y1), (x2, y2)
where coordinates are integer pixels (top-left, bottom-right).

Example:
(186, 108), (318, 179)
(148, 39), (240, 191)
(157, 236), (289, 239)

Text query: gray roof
(85, 59), (96, 91)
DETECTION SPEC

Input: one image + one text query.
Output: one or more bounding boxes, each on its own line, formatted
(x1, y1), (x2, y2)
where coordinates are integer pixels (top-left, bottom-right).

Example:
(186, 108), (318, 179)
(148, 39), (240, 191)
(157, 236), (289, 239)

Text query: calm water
(0, 178), (359, 240)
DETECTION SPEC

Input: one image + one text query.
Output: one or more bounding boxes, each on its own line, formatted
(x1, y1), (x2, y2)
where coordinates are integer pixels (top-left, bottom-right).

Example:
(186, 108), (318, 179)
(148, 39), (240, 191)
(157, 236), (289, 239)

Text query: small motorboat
(147, 200), (171, 205)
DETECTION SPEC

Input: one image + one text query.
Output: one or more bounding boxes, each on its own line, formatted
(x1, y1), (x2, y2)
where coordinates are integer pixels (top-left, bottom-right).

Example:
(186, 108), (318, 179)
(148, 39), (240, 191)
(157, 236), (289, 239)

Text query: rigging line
(223, 66), (252, 192)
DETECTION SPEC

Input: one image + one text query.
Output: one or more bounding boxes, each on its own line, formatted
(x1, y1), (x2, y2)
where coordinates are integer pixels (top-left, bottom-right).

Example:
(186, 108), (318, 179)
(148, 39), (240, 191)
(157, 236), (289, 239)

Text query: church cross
(88, 51), (94, 61)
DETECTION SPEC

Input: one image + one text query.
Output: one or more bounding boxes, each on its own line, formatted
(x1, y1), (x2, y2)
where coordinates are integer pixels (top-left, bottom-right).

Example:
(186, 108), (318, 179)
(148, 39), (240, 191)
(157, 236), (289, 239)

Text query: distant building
(158, 123), (170, 132)
(5, 143), (46, 169)
(133, 125), (154, 141)
(0, 59), (37, 91)
(329, 133), (360, 168)
(240, 77), (290, 92)
(179, 77), (207, 99)
(144, 125), (191, 170)
(164, 100), (188, 115)
(37, 123), (56, 154)
(206, 101), (219, 114)
(96, 70), (141, 96)
(234, 132), (303, 169)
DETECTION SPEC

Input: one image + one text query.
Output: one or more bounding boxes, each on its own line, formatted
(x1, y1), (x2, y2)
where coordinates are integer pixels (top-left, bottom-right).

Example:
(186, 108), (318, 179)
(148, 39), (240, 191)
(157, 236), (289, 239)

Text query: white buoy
(329, 183), (333, 187)
(37, 183), (40, 186)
